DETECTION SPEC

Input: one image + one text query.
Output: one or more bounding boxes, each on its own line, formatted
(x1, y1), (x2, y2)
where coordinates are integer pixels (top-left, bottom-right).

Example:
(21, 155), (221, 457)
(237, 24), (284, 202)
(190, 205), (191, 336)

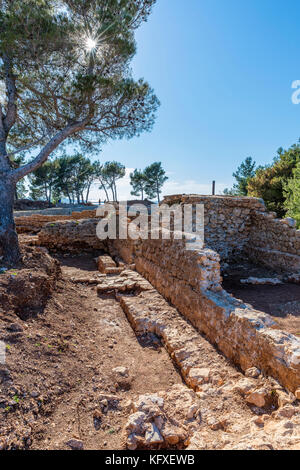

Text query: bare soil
(223, 262), (300, 337)
(0, 250), (181, 450)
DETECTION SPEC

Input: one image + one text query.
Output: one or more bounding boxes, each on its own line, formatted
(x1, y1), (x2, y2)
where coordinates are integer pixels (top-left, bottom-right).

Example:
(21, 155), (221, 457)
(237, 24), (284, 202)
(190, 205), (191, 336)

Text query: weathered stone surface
(96, 255), (117, 273)
(246, 389), (268, 407)
(163, 194), (300, 273)
(247, 211), (300, 272)
(187, 405), (300, 450)
(245, 367), (261, 378)
(39, 218), (105, 251)
(16, 209), (97, 234)
(123, 385), (200, 449)
(97, 270), (153, 294)
(163, 195), (263, 262)
(118, 247), (300, 393)
(187, 368), (211, 389)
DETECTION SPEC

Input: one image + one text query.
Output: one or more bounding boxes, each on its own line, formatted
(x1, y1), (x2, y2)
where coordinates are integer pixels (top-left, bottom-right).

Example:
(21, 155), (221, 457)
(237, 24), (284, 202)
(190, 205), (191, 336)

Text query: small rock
(295, 389), (300, 400)
(121, 399), (133, 412)
(126, 412), (147, 433)
(100, 398), (108, 408)
(144, 422), (164, 445)
(187, 368), (211, 389)
(277, 390), (296, 407)
(66, 439), (84, 450)
(112, 366), (129, 377)
(207, 416), (229, 431)
(93, 409), (102, 420)
(6, 323), (23, 333)
(276, 406), (296, 419)
(245, 367), (260, 379)
(127, 434), (138, 451)
(187, 404), (199, 419)
(252, 416), (264, 427)
(233, 378), (255, 395)
(246, 389), (268, 408)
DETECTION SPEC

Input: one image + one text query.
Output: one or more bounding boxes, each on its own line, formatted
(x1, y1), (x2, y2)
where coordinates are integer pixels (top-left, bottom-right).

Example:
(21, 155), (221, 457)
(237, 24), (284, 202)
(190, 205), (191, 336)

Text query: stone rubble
(124, 385), (201, 450)
(97, 269), (153, 294)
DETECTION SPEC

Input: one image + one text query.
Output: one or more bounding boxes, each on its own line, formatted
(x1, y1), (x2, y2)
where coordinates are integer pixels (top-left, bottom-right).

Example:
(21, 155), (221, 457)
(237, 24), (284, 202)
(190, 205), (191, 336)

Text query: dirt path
(29, 254), (182, 450)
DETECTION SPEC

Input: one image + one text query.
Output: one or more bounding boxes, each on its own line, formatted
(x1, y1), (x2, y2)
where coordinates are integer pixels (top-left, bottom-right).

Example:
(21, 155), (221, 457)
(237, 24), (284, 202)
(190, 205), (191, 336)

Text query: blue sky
(92, 0), (300, 200)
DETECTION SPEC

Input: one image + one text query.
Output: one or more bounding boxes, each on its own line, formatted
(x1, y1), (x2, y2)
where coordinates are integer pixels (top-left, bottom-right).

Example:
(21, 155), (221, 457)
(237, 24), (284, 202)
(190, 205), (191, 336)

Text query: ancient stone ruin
(1, 195), (300, 450)
(37, 195), (300, 394)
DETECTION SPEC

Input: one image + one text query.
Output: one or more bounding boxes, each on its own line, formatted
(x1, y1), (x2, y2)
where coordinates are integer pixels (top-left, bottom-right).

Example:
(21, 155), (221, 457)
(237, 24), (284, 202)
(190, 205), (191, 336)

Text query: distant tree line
(130, 162), (168, 203)
(224, 140), (300, 226)
(17, 155), (168, 205)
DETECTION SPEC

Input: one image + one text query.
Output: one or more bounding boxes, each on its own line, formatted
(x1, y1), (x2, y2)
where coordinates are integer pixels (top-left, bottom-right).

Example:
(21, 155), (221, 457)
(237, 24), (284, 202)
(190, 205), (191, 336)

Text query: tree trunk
(86, 184), (91, 204)
(66, 191), (72, 204)
(48, 187), (52, 208)
(110, 185), (115, 202)
(104, 187), (109, 202)
(0, 177), (21, 265)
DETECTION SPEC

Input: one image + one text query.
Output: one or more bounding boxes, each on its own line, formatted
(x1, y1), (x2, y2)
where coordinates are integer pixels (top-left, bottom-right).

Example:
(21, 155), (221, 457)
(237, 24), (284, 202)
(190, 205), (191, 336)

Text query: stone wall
(108, 236), (222, 292)
(246, 210), (300, 272)
(38, 218), (105, 251)
(163, 194), (300, 273)
(38, 216), (300, 393)
(107, 236), (300, 394)
(16, 209), (97, 234)
(23, 196), (300, 273)
(162, 195), (264, 262)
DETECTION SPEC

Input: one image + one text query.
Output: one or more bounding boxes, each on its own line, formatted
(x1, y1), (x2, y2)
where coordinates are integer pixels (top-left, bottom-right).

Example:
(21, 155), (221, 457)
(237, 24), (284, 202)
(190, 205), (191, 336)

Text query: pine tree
(0, 0), (158, 264)
(101, 161), (126, 202)
(248, 143), (300, 216)
(284, 162), (300, 227)
(144, 162), (168, 203)
(130, 169), (148, 200)
(232, 157), (256, 195)
(29, 160), (58, 206)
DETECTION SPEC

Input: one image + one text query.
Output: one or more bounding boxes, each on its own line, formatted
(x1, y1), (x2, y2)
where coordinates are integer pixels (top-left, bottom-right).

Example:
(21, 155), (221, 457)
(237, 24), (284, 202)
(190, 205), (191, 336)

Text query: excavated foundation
(36, 205), (300, 396)
(72, 254), (300, 450)
(7, 194), (300, 449)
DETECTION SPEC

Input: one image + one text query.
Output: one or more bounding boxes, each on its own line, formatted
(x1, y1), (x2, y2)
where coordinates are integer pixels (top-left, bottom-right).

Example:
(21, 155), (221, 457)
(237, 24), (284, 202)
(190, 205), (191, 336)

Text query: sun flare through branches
(85, 36), (97, 52)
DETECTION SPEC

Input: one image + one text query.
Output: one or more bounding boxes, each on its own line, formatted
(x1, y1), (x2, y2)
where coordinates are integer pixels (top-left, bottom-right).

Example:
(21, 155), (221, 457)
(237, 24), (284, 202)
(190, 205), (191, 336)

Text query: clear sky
(92, 0), (300, 201)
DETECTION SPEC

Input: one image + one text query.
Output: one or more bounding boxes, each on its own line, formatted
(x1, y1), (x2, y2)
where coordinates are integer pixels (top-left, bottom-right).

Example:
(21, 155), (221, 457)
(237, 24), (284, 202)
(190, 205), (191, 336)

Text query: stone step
(96, 270), (153, 294)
